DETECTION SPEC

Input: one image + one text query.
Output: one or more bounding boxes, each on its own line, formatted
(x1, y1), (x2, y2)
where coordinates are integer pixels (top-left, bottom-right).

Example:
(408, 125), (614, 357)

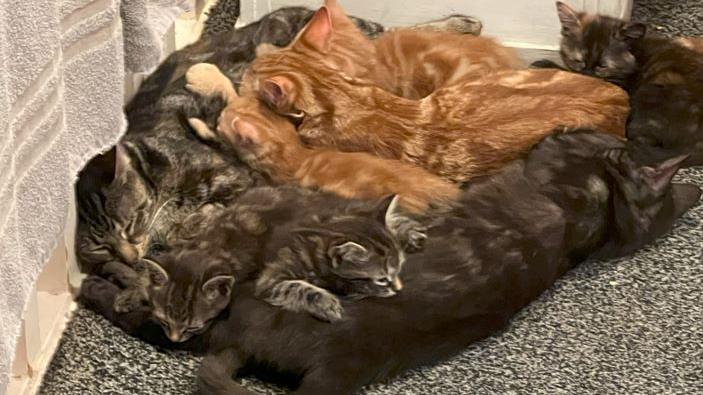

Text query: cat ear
(298, 6), (333, 52)
(371, 195), (400, 226)
(639, 154), (689, 194)
(556, 1), (581, 35)
(112, 143), (133, 185)
(255, 43), (282, 57)
(259, 76), (296, 114)
(618, 22), (646, 40)
(231, 118), (261, 145)
(202, 275), (235, 302)
(138, 258), (169, 287)
(329, 241), (368, 268)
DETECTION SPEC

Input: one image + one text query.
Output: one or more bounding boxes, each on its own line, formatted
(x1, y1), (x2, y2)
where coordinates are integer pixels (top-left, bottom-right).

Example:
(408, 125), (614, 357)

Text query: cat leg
(101, 260), (139, 288)
(185, 63), (237, 103)
(530, 59), (567, 70)
(195, 348), (254, 395)
(400, 15), (483, 35)
(262, 279), (344, 323)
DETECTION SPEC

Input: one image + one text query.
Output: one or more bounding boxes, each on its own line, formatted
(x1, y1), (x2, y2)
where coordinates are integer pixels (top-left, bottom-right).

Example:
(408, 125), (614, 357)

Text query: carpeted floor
(38, 1), (703, 394)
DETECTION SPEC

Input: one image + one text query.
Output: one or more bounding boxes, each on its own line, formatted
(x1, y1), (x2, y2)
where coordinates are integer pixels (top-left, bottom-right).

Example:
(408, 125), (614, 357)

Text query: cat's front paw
(185, 63), (229, 98)
(307, 291), (344, 323)
(405, 228), (428, 252)
(78, 275), (120, 312)
(530, 59), (564, 70)
(113, 288), (146, 313)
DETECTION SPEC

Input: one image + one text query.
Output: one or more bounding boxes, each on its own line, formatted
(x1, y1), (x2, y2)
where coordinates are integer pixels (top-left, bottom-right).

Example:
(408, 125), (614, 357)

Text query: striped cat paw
(113, 288), (146, 313)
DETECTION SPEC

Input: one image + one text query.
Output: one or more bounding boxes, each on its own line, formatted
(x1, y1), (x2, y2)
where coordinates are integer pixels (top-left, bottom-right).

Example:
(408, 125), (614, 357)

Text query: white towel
(0, 0), (126, 391)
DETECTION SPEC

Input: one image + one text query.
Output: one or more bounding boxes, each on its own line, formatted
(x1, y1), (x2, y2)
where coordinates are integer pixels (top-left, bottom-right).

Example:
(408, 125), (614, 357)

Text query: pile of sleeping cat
(74, 1), (702, 393)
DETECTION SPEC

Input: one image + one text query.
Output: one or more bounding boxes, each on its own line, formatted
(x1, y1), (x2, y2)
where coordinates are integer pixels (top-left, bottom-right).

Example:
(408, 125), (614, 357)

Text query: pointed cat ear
(112, 143), (133, 185)
(329, 241), (368, 268)
(371, 195), (400, 226)
(639, 154), (689, 194)
(231, 118), (261, 145)
(259, 76), (296, 114)
(138, 258), (169, 287)
(556, 1), (581, 35)
(618, 22), (646, 40)
(298, 6), (333, 52)
(202, 275), (235, 302)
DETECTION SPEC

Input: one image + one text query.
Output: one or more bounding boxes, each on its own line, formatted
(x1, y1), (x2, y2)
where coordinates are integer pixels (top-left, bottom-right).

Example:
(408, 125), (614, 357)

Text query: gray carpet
(39, 1), (703, 394)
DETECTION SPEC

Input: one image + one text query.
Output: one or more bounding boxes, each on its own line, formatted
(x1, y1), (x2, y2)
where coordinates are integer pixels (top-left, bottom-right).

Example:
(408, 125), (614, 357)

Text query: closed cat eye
(374, 278), (391, 286)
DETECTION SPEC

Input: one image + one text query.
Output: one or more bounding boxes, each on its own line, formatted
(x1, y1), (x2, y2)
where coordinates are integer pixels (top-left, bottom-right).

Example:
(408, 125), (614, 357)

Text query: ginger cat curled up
(254, 0), (520, 102)
(185, 63), (459, 212)
(239, 5), (630, 183)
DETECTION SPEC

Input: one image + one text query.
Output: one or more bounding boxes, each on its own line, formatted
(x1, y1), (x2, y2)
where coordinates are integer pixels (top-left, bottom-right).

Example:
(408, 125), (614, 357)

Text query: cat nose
(391, 277), (403, 291)
(117, 242), (140, 264)
(168, 328), (184, 342)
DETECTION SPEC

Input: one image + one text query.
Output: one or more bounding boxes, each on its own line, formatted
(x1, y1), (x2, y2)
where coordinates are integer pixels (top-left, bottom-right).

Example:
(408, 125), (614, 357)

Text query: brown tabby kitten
(268, 0), (520, 100)
(532, 1), (703, 166)
(240, 3), (629, 183)
(185, 63), (460, 211)
(114, 186), (419, 338)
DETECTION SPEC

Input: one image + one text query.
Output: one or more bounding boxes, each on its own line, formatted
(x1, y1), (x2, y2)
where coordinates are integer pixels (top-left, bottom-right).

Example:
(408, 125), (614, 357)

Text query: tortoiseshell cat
(239, 4), (630, 184)
(532, 1), (703, 166)
(184, 63), (460, 212)
(79, 130), (700, 394)
(112, 186), (422, 340)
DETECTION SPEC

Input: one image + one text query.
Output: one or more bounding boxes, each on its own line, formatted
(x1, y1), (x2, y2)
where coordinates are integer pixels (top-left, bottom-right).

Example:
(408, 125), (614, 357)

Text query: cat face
(555, 1), (645, 86)
(76, 144), (155, 270)
(140, 252), (234, 343)
(214, 94), (303, 172)
(241, 1), (374, 120)
(303, 196), (407, 299)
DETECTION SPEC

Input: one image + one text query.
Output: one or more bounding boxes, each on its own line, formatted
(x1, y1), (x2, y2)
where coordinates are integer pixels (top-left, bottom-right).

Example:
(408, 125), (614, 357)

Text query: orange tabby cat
(239, 4), (630, 183)
(255, 0), (521, 102)
(185, 63), (459, 212)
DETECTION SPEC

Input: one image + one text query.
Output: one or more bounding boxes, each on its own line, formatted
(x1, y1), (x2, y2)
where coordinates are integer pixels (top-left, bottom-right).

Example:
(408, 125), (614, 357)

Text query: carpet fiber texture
(39, 1), (703, 394)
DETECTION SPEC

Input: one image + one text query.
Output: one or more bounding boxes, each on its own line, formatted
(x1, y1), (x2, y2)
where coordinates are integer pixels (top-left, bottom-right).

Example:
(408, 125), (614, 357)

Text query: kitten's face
(556, 2), (645, 86)
(317, 198), (407, 299)
(77, 145), (155, 268)
(215, 95), (302, 169)
(141, 252), (234, 343)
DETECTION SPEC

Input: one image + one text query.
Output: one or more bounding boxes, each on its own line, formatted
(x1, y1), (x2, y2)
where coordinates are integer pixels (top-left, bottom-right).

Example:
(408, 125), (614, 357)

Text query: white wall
(240, 0), (633, 50)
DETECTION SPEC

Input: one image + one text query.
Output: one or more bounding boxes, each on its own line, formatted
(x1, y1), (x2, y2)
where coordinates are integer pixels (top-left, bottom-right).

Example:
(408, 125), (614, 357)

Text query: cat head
(297, 195), (408, 299)
(208, 93), (304, 176)
(76, 144), (155, 271)
(555, 1), (646, 86)
(599, 148), (700, 256)
(138, 251), (235, 343)
(241, 0), (373, 118)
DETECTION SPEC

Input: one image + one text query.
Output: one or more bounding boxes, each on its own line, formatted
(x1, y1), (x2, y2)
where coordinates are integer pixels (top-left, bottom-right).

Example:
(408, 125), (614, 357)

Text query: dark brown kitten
(532, 2), (703, 166)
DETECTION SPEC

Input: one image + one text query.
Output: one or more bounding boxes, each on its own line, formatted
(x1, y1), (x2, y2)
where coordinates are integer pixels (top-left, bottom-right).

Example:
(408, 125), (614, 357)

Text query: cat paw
(440, 15), (482, 35)
(78, 275), (120, 311)
(530, 59), (563, 70)
(405, 228), (428, 252)
(185, 63), (229, 98)
(113, 288), (145, 313)
(307, 292), (344, 323)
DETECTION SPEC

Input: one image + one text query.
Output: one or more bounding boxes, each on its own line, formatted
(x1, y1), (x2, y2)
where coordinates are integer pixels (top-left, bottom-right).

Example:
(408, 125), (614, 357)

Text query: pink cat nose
(168, 328), (184, 342)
